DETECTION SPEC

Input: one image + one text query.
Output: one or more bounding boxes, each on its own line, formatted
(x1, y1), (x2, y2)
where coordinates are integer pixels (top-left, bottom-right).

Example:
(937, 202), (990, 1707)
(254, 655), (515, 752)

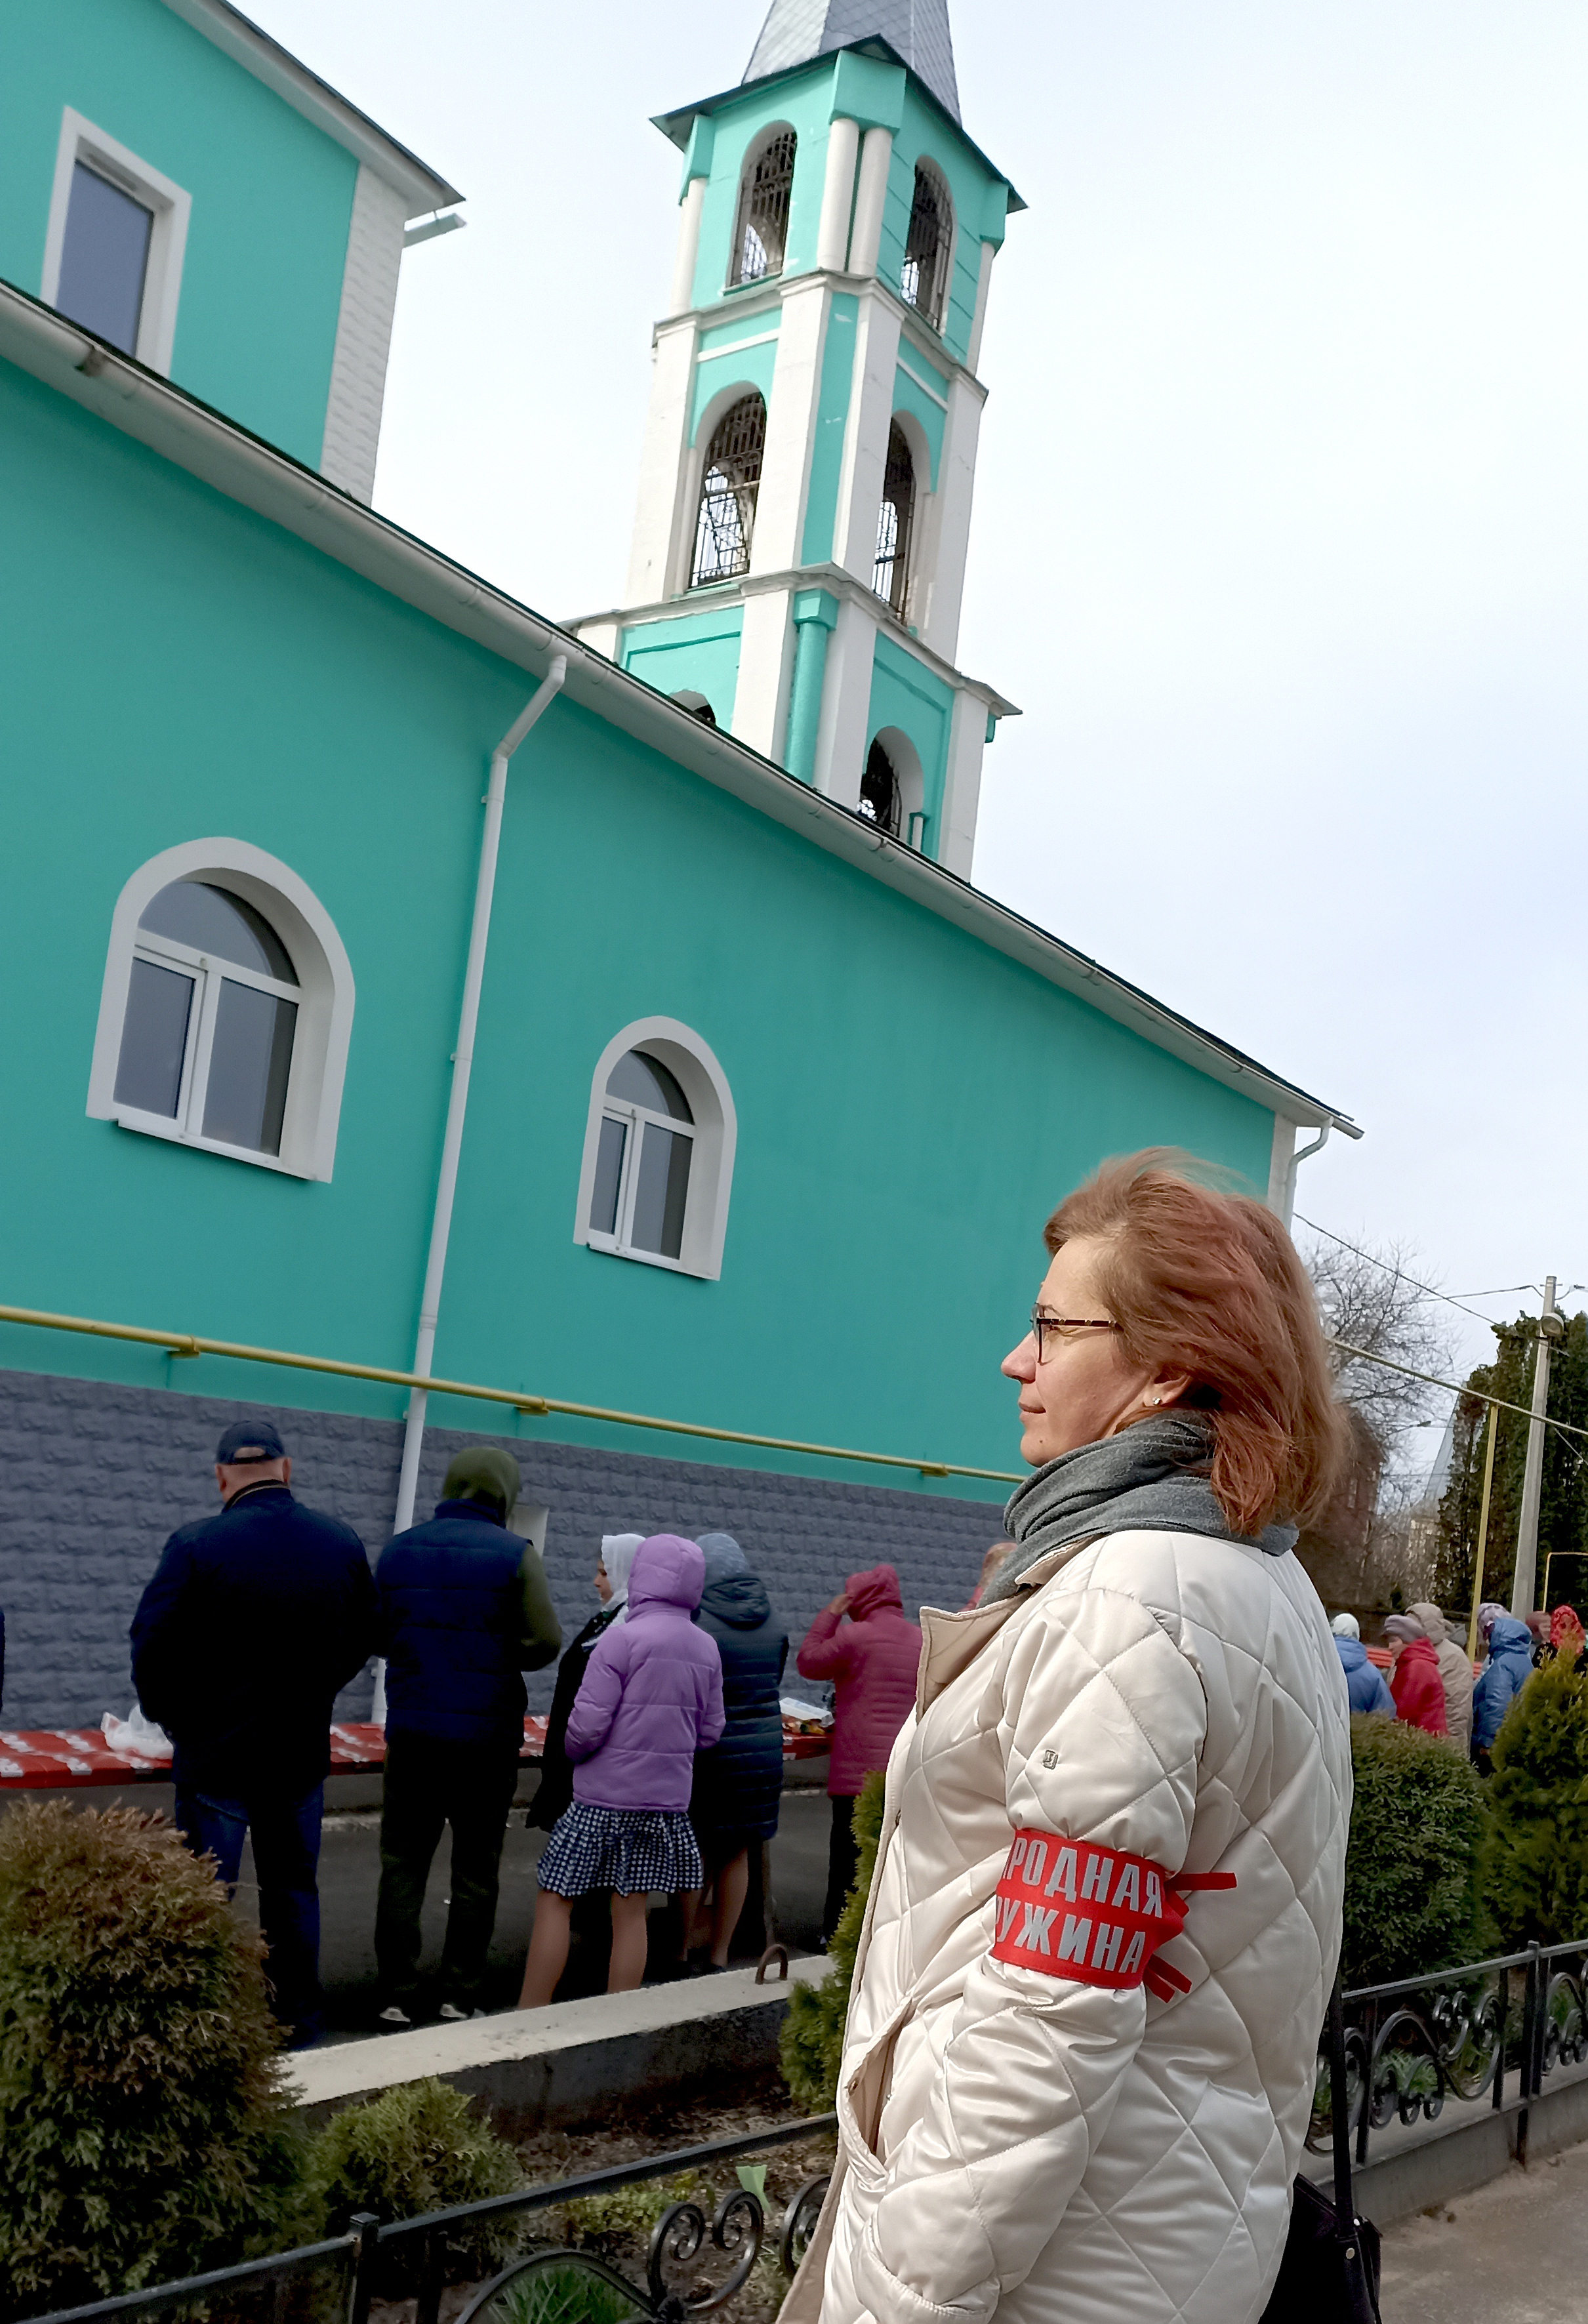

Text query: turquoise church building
(0, 0), (1356, 1727)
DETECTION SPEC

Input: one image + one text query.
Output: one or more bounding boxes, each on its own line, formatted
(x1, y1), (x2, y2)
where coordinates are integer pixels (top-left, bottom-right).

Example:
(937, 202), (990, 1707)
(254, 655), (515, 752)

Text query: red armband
(989, 1829), (1234, 2000)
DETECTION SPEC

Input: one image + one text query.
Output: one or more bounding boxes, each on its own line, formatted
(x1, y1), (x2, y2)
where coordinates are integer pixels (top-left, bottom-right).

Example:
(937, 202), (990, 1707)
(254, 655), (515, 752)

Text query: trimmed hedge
(304, 2077), (524, 2291)
(1486, 1650), (1588, 1946)
(0, 1802), (306, 2319)
(779, 1772), (886, 2112)
(1341, 1712), (1490, 1985)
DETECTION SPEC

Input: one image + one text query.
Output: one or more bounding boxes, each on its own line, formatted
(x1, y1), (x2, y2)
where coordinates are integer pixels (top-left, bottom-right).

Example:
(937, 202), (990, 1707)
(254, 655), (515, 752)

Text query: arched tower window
(691, 393), (765, 586)
(872, 422), (915, 615)
(900, 163), (953, 331)
(859, 738), (901, 836)
(730, 128), (796, 287)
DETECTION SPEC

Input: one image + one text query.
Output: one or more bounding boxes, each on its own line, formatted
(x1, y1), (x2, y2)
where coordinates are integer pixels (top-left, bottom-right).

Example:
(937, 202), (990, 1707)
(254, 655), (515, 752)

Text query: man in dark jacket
(373, 1446), (561, 2027)
(131, 1419), (377, 2047)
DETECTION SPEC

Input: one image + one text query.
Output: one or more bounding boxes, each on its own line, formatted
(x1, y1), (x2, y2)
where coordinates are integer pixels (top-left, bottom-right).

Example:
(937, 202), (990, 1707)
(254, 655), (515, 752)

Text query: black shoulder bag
(1259, 1978), (1383, 2322)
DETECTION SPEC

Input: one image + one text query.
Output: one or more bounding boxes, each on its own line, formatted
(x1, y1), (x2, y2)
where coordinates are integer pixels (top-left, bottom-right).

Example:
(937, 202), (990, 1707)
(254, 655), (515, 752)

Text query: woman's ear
(1152, 1370), (1194, 1410)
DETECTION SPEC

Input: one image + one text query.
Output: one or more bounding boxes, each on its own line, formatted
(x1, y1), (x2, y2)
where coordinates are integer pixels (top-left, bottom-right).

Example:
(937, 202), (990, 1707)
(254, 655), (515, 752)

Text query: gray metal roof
(744, 0), (960, 124)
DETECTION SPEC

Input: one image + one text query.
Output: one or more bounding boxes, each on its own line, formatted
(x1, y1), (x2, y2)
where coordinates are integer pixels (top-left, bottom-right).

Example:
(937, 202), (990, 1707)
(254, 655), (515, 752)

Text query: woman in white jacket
(786, 1153), (1353, 2324)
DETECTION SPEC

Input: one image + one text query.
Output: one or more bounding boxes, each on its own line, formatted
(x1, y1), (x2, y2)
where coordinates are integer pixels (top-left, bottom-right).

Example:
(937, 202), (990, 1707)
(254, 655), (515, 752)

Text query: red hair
(1044, 1151), (1347, 1536)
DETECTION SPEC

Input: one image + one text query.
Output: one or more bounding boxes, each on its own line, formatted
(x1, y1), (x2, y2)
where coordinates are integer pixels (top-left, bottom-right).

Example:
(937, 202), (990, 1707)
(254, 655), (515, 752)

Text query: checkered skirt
(536, 1803), (704, 1898)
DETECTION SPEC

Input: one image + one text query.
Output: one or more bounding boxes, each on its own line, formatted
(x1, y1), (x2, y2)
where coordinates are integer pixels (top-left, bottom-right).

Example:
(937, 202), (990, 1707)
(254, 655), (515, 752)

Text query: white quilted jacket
(783, 1526), (1352, 2324)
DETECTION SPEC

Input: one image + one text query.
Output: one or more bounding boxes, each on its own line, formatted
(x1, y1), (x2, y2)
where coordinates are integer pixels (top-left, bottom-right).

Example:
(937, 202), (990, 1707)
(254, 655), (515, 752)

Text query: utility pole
(1511, 1275), (1564, 1617)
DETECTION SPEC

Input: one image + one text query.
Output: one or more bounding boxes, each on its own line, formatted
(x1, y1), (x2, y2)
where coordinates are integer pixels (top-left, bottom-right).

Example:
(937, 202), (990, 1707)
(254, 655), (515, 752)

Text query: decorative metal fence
(1307, 1938), (1588, 2173)
(24, 2115), (838, 2324)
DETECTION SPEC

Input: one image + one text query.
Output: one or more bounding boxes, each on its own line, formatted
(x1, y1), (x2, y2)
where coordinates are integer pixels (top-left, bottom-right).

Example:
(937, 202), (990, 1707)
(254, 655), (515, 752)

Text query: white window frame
(87, 840), (356, 1181)
(41, 108), (192, 375)
(573, 1017), (737, 1280)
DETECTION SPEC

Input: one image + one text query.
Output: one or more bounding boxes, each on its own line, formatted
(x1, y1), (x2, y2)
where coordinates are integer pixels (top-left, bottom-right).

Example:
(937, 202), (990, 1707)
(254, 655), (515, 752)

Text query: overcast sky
(255, 1), (1588, 1451)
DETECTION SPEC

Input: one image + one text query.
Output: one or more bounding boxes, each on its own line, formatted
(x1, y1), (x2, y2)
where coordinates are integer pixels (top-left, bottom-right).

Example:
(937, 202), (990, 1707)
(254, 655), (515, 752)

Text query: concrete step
(287, 1952), (834, 2132)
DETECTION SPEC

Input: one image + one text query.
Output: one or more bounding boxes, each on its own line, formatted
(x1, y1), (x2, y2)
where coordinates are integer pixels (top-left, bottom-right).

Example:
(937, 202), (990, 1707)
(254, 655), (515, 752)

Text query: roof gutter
(0, 278), (1358, 1143)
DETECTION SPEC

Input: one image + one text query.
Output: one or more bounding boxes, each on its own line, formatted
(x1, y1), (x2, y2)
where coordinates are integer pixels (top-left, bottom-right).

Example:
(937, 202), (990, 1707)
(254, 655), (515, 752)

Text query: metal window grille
(731, 129), (796, 287)
(901, 165), (950, 329)
(691, 394), (765, 586)
(871, 422), (915, 614)
(859, 737), (901, 835)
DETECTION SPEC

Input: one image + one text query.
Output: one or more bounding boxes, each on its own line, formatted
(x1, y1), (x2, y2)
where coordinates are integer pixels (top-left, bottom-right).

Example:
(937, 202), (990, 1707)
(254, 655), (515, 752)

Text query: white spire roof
(744, 0), (960, 125)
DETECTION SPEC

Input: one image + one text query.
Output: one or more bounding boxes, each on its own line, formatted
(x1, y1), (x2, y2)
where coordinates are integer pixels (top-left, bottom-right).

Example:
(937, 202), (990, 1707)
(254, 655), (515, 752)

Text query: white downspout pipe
(1283, 1120), (1330, 1225)
(371, 654), (567, 1723)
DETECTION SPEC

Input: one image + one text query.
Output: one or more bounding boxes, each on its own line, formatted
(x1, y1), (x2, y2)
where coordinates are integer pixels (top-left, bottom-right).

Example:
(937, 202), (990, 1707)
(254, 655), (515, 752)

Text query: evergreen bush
(0, 1802), (306, 2320)
(1484, 1649), (1588, 1946)
(779, 1772), (886, 2111)
(1341, 1713), (1489, 1984)
(303, 2077), (525, 2289)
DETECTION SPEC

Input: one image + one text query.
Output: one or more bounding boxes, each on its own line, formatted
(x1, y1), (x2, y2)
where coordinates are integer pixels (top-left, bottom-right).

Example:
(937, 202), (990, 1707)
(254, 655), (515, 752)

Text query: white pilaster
(668, 177), (707, 316)
(319, 165), (408, 502)
(573, 618), (621, 662)
(817, 119), (861, 273)
(966, 238), (998, 373)
(811, 595), (878, 807)
(730, 588), (794, 757)
(749, 277), (828, 574)
(623, 317), (699, 605)
(939, 689), (987, 879)
(914, 373), (985, 663)
(1267, 1116), (1299, 1221)
(848, 127), (893, 275)
(832, 290), (902, 584)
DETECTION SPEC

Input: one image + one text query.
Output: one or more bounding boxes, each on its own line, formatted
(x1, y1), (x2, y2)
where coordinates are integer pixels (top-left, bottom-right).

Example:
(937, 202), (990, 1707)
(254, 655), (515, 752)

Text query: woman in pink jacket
(798, 1564), (920, 1939)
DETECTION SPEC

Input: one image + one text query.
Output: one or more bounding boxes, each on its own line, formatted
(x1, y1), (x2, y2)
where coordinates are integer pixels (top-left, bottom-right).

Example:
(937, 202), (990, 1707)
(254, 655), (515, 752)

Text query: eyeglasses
(1028, 1306), (1120, 1362)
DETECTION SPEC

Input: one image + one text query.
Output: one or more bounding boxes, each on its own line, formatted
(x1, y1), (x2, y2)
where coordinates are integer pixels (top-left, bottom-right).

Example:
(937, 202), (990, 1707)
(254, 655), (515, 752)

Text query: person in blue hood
(1473, 1608), (1536, 1763)
(1330, 1612), (1395, 1715)
(684, 1533), (788, 1969)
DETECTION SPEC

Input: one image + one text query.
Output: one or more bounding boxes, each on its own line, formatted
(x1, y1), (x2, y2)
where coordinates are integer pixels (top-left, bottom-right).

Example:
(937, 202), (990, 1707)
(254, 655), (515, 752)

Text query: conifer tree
(1485, 1650), (1588, 1947)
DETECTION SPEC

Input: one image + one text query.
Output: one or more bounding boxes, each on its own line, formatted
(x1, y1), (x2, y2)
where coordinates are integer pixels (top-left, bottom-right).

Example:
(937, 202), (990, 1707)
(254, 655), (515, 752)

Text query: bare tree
(1301, 1233), (1457, 1481)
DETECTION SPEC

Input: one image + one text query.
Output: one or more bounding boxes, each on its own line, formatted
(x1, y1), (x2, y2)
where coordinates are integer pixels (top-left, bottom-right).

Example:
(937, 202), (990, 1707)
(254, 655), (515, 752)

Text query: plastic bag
(101, 1704), (173, 1761)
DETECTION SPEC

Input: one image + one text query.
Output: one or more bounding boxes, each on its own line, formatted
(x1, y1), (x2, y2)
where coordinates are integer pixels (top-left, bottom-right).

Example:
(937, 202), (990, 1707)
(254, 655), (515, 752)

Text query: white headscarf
(1330, 1612), (1360, 1639)
(600, 1533), (644, 1620)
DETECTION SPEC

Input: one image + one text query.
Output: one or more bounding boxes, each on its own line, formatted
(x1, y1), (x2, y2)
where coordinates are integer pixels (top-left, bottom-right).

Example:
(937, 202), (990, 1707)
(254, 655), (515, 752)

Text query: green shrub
(1342, 1713), (1490, 1984)
(779, 1772), (886, 2111)
(0, 1801), (307, 2319)
(304, 2077), (524, 2287)
(1485, 1650), (1588, 1946)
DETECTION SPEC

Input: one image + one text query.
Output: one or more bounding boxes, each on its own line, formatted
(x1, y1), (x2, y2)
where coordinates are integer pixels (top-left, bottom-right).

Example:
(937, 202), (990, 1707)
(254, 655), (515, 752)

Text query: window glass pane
(631, 1123), (692, 1259)
(589, 1114), (628, 1236)
(201, 979), (296, 1154)
(605, 1048), (693, 1122)
(56, 163), (153, 356)
(139, 882), (296, 981)
(114, 956), (194, 1117)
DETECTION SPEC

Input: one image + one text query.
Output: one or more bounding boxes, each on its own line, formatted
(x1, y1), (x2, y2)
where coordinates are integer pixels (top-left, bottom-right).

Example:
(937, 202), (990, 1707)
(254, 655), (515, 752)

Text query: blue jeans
(175, 1784), (325, 2046)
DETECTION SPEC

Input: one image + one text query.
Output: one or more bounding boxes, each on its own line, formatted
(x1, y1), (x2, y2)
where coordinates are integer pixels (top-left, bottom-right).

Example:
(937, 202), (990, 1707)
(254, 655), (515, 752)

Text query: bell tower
(571, 1), (1021, 877)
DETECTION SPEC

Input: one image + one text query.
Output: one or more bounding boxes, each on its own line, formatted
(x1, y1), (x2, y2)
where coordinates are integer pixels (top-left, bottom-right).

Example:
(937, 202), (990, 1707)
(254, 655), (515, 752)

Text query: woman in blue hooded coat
(1473, 1609), (1536, 1761)
(686, 1534), (788, 1968)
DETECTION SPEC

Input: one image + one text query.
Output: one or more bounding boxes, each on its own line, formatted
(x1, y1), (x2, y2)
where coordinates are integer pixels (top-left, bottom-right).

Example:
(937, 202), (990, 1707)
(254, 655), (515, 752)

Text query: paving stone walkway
(1377, 2134), (1588, 2321)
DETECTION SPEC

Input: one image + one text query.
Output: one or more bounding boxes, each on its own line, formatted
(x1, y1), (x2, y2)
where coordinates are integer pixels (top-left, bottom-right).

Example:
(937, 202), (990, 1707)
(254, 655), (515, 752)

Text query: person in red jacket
(1383, 1612), (1448, 1737)
(796, 1564), (921, 1940)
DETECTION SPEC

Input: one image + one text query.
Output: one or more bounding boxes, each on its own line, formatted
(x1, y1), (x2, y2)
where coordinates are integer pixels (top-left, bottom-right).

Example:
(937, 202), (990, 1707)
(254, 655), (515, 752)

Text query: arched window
(730, 128), (796, 287)
(859, 738), (901, 835)
(872, 422), (915, 615)
(859, 729), (927, 849)
(691, 393), (765, 587)
(87, 840), (354, 1179)
(574, 1017), (737, 1278)
(900, 162), (953, 331)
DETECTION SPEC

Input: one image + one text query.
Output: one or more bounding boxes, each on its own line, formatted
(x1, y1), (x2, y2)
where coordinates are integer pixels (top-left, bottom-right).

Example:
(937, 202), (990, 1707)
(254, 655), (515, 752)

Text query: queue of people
(125, 1420), (939, 2041)
(1330, 1592), (1579, 1772)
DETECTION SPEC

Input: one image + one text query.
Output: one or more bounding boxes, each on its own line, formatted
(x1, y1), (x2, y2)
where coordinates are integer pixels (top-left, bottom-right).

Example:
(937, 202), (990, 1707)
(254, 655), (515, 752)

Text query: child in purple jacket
(519, 1534), (724, 2004)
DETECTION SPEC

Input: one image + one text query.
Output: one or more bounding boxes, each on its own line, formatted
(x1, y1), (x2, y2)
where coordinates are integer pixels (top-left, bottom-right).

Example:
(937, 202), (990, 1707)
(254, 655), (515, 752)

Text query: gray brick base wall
(0, 1367), (1009, 1732)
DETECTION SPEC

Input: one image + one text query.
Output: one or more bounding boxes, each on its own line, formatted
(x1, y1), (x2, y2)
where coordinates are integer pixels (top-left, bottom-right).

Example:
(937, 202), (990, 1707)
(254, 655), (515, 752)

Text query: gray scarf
(987, 1413), (1296, 1603)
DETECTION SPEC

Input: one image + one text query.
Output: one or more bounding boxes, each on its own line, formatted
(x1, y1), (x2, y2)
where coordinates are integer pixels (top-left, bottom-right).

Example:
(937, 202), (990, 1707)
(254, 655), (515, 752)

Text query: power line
(1295, 1214), (1504, 1328)
(1328, 1337), (1588, 1446)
